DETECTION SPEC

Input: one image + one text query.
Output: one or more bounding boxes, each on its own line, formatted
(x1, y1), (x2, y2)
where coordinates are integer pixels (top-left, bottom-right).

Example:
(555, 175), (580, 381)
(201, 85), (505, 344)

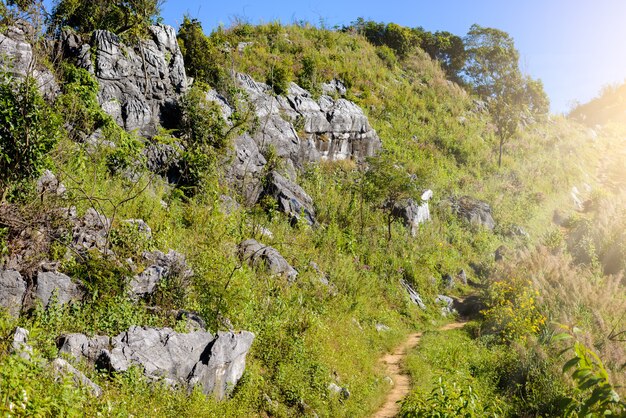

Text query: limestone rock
(449, 196), (495, 230)
(225, 73), (381, 202)
(392, 190), (433, 236)
(71, 208), (111, 254)
(238, 239), (298, 280)
(0, 26), (59, 100)
(435, 295), (456, 317)
(98, 326), (254, 399)
(11, 327), (32, 360)
(51, 358), (103, 397)
(34, 271), (84, 307)
(400, 279), (426, 310)
(261, 171), (316, 225)
(71, 25), (187, 135)
(0, 270), (27, 316)
(58, 333), (110, 363)
(37, 170), (66, 197)
(129, 250), (192, 297)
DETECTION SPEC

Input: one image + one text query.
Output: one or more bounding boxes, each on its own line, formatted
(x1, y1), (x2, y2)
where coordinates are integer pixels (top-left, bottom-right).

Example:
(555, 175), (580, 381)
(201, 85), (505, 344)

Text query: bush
(481, 278), (545, 343)
(0, 73), (60, 197)
(50, 0), (162, 37)
(266, 61), (293, 96)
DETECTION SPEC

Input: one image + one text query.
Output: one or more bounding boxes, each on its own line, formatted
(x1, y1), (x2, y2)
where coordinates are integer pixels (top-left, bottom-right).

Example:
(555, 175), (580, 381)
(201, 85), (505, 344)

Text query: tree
(463, 24), (549, 166)
(418, 29), (466, 83)
(364, 151), (418, 242)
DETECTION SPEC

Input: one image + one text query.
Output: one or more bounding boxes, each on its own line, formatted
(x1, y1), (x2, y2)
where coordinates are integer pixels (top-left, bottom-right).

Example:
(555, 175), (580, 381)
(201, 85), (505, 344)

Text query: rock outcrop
(59, 326), (255, 399)
(238, 239), (298, 280)
(129, 250), (192, 297)
(97, 326), (254, 399)
(213, 74), (381, 203)
(231, 73), (381, 166)
(261, 171), (316, 225)
(449, 196), (496, 230)
(0, 270), (27, 317)
(34, 271), (85, 307)
(66, 25), (187, 135)
(0, 25), (59, 100)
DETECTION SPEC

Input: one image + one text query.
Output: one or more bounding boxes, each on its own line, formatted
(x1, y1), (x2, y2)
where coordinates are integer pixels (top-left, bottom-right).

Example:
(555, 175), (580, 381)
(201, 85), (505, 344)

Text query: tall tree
(464, 24), (548, 166)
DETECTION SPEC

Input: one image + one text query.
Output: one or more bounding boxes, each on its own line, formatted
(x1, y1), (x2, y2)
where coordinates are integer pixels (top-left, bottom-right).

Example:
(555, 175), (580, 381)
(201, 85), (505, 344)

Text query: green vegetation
(49, 0), (162, 37)
(0, 73), (60, 199)
(0, 7), (625, 418)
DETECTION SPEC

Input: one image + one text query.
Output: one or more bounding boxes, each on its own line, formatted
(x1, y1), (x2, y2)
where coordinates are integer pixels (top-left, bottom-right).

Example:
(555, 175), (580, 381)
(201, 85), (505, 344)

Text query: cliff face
(63, 24), (188, 135)
(56, 25), (382, 203)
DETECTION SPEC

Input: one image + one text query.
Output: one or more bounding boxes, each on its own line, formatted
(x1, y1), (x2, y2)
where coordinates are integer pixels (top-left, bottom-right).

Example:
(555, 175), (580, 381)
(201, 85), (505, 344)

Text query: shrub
(49, 0), (162, 37)
(481, 278), (545, 343)
(266, 61), (293, 96)
(0, 73), (60, 198)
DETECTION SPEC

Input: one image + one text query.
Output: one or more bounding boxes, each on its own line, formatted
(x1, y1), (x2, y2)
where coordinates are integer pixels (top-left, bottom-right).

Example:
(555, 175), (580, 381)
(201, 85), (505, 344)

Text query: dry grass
(492, 245), (626, 389)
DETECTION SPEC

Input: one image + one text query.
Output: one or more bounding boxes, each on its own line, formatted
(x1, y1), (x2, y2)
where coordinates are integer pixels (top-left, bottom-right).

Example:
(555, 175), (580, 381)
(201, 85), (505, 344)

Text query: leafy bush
(400, 377), (494, 417)
(481, 278), (545, 343)
(0, 73), (60, 197)
(49, 0), (162, 37)
(556, 329), (626, 416)
(266, 60), (293, 95)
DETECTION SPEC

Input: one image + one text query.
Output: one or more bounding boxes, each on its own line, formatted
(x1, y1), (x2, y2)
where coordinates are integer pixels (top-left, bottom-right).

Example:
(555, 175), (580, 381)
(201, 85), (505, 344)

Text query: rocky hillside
(0, 5), (624, 417)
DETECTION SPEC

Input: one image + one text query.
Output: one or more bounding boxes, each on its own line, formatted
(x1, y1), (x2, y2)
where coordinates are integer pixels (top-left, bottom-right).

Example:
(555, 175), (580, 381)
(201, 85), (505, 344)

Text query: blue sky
(158, 0), (626, 114)
(49, 0), (626, 113)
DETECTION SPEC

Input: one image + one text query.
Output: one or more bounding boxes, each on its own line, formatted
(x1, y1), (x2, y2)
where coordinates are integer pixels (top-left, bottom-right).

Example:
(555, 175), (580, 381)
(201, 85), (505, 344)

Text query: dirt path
(371, 322), (466, 418)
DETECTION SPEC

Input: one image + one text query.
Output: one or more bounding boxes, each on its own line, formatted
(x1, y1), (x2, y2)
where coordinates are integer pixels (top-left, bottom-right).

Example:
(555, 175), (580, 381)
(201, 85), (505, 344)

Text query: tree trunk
(498, 134), (504, 167)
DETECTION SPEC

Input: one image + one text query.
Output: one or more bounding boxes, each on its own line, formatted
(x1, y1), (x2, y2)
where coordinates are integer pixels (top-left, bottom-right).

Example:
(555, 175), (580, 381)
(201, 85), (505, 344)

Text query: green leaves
(556, 330), (625, 416)
(0, 74), (60, 196)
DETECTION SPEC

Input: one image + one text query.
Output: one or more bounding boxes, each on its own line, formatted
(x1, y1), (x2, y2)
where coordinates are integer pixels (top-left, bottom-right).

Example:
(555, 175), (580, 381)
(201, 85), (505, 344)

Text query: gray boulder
(51, 358), (103, 397)
(58, 333), (111, 363)
(435, 295), (456, 317)
(238, 239), (298, 280)
(400, 279), (426, 310)
(37, 170), (66, 197)
(71, 25), (187, 135)
(449, 196), (495, 230)
(261, 171), (316, 225)
(11, 327), (32, 360)
(0, 270), (27, 316)
(34, 271), (84, 307)
(392, 190), (433, 236)
(99, 326), (254, 399)
(328, 382), (350, 399)
(129, 250), (192, 297)
(457, 269), (468, 286)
